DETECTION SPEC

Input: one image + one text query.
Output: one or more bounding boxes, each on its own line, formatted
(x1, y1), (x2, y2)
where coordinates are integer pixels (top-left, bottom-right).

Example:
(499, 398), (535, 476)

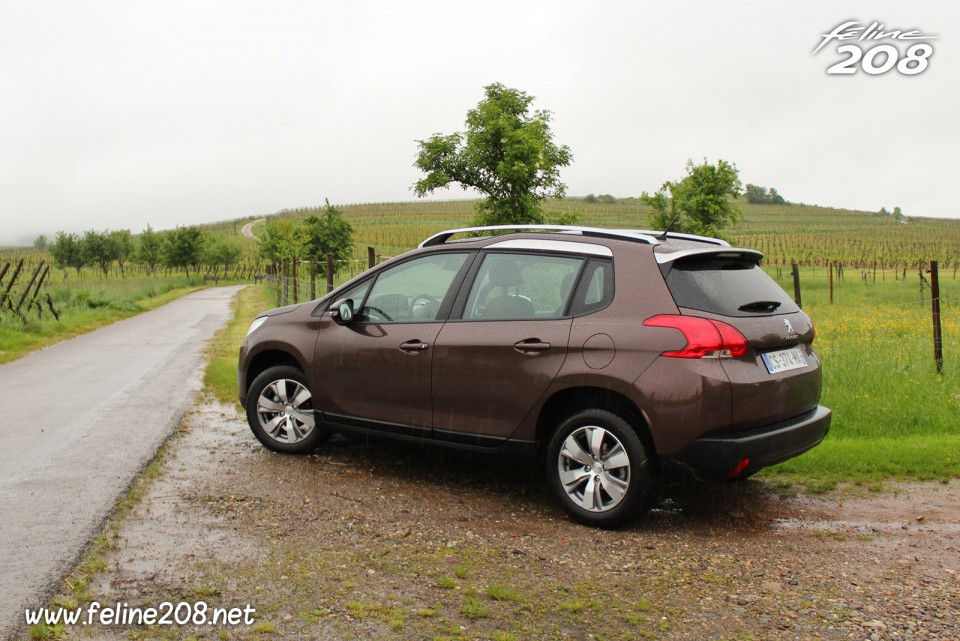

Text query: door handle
(399, 340), (430, 353)
(514, 339), (551, 354)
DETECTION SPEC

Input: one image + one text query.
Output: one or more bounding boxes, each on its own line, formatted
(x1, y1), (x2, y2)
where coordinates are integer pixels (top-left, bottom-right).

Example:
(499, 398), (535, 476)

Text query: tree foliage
(203, 235), (243, 274)
(413, 83), (572, 226)
(50, 231), (85, 275)
(297, 200), (354, 277)
(81, 230), (116, 276)
(135, 225), (162, 274)
(641, 159), (743, 237)
(258, 218), (301, 266)
(745, 184), (787, 205)
(110, 229), (133, 275)
(161, 226), (205, 276)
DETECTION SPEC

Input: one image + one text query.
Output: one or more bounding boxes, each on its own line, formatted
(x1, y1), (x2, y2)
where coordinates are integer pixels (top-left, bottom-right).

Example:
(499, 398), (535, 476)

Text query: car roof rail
(633, 230), (730, 247)
(418, 224), (729, 248)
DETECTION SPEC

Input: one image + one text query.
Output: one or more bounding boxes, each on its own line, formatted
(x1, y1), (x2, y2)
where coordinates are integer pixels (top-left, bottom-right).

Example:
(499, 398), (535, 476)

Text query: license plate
(762, 346), (807, 374)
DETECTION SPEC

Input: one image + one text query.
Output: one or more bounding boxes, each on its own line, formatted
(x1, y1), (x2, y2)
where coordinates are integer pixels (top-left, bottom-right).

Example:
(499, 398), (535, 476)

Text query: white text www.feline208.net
(25, 601), (256, 627)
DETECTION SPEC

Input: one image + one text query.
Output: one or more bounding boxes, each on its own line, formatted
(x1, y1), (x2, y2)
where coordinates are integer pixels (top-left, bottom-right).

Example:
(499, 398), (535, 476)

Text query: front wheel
(245, 365), (329, 453)
(545, 409), (656, 528)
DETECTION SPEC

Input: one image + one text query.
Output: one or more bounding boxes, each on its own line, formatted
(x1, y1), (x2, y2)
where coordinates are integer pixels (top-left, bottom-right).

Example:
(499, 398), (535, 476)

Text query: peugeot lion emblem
(783, 318), (797, 338)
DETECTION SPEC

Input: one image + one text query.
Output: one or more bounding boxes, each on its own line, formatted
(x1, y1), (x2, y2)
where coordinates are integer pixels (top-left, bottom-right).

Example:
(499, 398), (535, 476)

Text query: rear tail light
(642, 314), (748, 359)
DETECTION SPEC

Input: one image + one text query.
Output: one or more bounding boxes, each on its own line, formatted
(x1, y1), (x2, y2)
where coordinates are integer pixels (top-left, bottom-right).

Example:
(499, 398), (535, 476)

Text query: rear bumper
(668, 405), (831, 480)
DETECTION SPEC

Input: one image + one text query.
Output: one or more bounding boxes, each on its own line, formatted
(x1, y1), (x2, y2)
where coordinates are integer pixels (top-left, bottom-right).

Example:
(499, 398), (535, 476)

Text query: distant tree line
(879, 206), (906, 222)
(46, 226), (246, 278)
(583, 194), (618, 204)
(744, 184), (788, 205)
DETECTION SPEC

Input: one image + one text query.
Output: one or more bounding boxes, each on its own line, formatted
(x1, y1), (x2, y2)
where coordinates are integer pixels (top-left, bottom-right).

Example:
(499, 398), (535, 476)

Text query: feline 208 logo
(814, 21), (937, 76)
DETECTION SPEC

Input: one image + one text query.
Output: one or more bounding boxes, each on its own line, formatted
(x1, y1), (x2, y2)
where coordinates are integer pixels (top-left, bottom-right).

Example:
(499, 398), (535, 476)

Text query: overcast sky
(1, 0), (957, 245)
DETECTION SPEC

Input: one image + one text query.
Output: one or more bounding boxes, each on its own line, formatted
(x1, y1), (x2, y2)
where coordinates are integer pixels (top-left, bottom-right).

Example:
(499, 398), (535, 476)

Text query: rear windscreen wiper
(738, 300), (782, 313)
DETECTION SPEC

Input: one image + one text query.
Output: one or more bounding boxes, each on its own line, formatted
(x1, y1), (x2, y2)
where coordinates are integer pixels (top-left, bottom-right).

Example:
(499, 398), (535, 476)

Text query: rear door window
(462, 253), (584, 320)
(662, 254), (799, 317)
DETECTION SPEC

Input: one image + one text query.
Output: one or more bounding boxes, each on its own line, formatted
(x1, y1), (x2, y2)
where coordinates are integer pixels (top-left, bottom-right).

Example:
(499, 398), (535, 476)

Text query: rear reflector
(642, 314), (748, 359)
(727, 458), (751, 479)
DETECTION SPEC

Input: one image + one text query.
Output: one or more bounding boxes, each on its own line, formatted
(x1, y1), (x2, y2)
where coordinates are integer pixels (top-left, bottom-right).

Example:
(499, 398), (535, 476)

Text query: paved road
(240, 218), (265, 240)
(0, 286), (244, 640)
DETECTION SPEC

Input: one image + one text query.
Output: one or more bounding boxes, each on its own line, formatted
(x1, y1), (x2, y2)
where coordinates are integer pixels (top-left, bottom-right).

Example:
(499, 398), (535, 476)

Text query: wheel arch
(243, 349), (305, 398)
(535, 387), (659, 471)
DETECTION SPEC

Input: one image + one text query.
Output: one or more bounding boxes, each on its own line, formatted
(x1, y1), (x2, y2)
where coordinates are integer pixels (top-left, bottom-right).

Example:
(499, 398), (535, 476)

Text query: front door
(313, 252), (471, 434)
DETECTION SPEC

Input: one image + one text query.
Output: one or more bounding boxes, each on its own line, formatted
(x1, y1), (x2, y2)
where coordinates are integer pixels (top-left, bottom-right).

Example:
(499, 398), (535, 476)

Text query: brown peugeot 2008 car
(239, 226), (830, 528)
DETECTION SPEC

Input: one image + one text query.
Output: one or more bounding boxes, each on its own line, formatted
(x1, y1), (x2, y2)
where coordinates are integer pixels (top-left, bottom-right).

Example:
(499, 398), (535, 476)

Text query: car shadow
(303, 433), (801, 533)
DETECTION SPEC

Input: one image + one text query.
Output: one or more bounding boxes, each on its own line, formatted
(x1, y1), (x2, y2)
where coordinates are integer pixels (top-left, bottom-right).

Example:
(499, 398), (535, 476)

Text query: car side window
(357, 253), (469, 323)
(570, 259), (614, 316)
(462, 253), (584, 320)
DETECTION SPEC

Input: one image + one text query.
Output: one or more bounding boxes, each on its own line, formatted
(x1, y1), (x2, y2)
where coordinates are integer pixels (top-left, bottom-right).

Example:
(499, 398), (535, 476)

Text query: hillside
(222, 198), (960, 271)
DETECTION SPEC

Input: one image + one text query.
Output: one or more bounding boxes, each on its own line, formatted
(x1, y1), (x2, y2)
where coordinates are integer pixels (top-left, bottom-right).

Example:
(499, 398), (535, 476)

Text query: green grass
(761, 266), (960, 484)
(203, 284), (276, 404)
(0, 276), (209, 364)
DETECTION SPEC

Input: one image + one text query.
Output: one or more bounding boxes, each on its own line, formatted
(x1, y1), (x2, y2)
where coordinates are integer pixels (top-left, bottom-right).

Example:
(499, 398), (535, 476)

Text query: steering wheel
(362, 306), (393, 322)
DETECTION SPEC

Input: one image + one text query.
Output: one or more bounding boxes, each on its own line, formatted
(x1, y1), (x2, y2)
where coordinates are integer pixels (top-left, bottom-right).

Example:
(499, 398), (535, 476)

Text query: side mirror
(330, 298), (355, 325)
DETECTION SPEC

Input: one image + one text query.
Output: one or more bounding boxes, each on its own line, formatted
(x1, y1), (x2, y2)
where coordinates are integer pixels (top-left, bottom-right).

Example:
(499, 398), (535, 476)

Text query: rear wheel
(546, 409), (655, 528)
(245, 365), (329, 453)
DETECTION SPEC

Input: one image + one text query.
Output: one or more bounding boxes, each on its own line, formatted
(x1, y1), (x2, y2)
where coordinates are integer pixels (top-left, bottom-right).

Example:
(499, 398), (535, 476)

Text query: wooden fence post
(292, 256), (299, 304)
(791, 261), (802, 309)
(829, 261), (834, 305)
(326, 254), (334, 293)
(930, 261), (943, 374)
(368, 246), (376, 270)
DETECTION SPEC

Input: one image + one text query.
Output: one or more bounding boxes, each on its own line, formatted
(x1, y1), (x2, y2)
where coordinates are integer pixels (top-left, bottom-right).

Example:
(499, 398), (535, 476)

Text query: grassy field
(762, 266), (959, 486)
(0, 276), (211, 364)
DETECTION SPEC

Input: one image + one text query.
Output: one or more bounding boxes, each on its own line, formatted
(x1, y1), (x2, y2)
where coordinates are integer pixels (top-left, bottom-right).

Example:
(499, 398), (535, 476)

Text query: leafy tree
(893, 206), (905, 222)
(34, 234), (48, 251)
(110, 230), (133, 276)
(597, 194), (616, 204)
(135, 225), (162, 274)
(413, 82), (573, 226)
(584, 194), (597, 204)
(258, 218), (301, 266)
(161, 226), (205, 276)
(49, 231), (85, 276)
(203, 234), (243, 275)
(745, 183), (787, 205)
(641, 159), (743, 237)
(745, 184), (766, 204)
(297, 199), (354, 277)
(81, 230), (118, 276)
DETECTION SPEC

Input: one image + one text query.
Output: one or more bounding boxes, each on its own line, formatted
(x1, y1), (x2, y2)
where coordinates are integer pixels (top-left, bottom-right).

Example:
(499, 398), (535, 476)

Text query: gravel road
(0, 286), (243, 641)
(53, 399), (959, 641)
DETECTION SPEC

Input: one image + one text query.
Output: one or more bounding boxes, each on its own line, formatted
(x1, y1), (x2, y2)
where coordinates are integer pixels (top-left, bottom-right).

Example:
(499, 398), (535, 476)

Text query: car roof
(418, 225), (763, 264)
(418, 225), (730, 249)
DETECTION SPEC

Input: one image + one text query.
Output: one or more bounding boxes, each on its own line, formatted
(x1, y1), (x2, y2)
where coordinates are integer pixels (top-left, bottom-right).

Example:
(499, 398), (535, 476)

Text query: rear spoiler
(654, 248), (765, 265)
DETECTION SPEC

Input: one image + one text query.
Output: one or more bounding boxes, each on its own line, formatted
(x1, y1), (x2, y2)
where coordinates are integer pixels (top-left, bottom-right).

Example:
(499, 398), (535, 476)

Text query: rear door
(431, 250), (585, 443)
(661, 252), (822, 429)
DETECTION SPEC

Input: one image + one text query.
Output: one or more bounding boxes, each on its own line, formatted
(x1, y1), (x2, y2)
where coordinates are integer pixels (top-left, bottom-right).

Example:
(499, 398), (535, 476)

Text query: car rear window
(661, 254), (800, 317)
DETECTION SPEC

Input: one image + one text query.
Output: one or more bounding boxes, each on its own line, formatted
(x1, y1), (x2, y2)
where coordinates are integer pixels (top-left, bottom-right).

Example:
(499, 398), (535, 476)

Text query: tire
(545, 409), (656, 528)
(245, 365), (330, 453)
